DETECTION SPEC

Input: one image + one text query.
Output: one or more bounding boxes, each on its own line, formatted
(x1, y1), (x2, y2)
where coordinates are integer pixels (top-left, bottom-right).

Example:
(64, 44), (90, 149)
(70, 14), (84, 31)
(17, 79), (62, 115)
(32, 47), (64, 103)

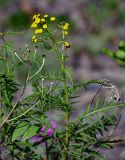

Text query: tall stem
(54, 47), (69, 160)
(50, 31), (69, 159)
(60, 53), (69, 160)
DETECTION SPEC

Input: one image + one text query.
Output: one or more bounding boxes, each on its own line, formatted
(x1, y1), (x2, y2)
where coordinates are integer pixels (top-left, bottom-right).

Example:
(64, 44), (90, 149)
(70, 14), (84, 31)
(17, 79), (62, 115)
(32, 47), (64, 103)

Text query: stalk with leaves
(0, 14), (124, 160)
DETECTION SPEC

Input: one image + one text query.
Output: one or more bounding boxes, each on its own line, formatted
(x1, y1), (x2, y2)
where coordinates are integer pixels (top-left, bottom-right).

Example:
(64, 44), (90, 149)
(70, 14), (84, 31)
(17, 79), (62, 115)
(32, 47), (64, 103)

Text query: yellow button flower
(44, 14), (48, 18)
(64, 41), (70, 48)
(32, 35), (36, 40)
(35, 29), (39, 34)
(35, 17), (40, 24)
(31, 22), (37, 28)
(41, 18), (45, 22)
(50, 17), (56, 21)
(32, 14), (37, 20)
(63, 25), (68, 30)
(34, 39), (38, 43)
(43, 24), (48, 29)
(38, 29), (43, 33)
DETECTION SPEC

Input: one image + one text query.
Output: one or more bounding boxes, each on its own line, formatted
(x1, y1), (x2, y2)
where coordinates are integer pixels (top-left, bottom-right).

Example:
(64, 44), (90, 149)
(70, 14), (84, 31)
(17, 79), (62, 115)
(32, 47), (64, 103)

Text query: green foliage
(67, 100), (123, 160)
(12, 122), (30, 142)
(103, 40), (125, 65)
(22, 125), (39, 141)
(0, 74), (18, 102)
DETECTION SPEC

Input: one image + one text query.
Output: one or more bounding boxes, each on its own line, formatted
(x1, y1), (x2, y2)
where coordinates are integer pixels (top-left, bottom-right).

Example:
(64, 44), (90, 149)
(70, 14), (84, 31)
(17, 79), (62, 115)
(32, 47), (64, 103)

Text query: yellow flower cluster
(32, 36), (37, 43)
(62, 23), (70, 48)
(31, 14), (70, 47)
(62, 23), (69, 35)
(31, 13), (56, 43)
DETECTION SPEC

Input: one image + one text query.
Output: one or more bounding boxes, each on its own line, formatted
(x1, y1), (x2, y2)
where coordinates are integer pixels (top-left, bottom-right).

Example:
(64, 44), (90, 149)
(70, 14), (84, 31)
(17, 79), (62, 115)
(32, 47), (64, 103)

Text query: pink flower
(40, 125), (46, 132)
(47, 128), (54, 136)
(31, 135), (42, 143)
(51, 120), (58, 129)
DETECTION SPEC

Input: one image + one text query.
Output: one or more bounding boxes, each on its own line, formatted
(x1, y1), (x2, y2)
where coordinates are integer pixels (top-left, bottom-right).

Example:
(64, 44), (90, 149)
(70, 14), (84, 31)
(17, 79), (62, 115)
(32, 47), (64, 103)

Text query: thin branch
(8, 100), (40, 122)
(78, 103), (124, 122)
(28, 57), (45, 80)
(90, 84), (103, 106)
(108, 113), (122, 138)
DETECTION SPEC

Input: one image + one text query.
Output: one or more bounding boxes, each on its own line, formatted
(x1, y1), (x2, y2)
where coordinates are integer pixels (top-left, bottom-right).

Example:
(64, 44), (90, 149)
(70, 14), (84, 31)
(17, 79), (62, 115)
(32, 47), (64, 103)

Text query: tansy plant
(0, 13), (124, 160)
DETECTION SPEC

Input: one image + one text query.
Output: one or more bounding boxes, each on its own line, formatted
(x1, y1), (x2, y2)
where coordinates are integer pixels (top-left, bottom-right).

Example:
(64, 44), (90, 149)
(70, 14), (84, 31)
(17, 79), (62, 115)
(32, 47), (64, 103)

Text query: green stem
(49, 31), (69, 159)
(11, 144), (15, 160)
(56, 51), (69, 160)
(45, 141), (49, 160)
(54, 47), (69, 160)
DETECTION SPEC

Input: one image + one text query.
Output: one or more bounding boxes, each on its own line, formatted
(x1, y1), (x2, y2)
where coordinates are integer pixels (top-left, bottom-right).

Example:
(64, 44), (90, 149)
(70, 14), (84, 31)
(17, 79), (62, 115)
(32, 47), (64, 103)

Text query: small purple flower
(40, 125), (46, 132)
(47, 128), (54, 136)
(51, 120), (58, 129)
(31, 135), (42, 143)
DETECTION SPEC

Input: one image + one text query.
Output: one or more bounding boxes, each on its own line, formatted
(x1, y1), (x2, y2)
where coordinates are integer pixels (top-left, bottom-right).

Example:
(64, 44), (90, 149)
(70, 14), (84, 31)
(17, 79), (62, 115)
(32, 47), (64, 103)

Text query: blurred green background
(1, 0), (125, 159)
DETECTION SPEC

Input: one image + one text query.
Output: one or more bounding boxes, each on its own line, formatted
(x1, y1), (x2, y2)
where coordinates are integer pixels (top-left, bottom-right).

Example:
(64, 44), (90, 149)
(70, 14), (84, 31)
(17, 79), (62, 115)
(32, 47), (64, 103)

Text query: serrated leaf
(22, 125), (39, 141)
(12, 122), (30, 142)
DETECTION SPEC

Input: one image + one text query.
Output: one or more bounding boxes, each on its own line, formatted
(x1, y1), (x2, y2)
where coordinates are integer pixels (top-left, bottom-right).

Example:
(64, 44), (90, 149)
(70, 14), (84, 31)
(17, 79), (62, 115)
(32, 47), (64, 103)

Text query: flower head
(43, 24), (48, 29)
(35, 29), (39, 34)
(50, 17), (56, 21)
(63, 25), (68, 30)
(41, 18), (45, 22)
(32, 14), (37, 20)
(64, 41), (70, 48)
(44, 14), (48, 18)
(47, 128), (54, 136)
(34, 39), (38, 43)
(31, 135), (42, 143)
(35, 17), (40, 24)
(32, 35), (36, 40)
(31, 22), (37, 28)
(39, 29), (43, 33)
(40, 125), (46, 132)
(51, 120), (58, 129)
